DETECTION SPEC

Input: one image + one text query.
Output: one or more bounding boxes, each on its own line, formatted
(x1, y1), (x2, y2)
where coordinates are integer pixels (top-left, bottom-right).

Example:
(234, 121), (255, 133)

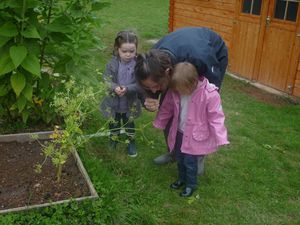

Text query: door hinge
(266, 16), (271, 27)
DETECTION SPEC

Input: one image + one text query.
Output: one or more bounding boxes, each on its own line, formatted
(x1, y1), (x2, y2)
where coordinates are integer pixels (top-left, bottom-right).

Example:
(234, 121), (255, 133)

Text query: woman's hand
(144, 97), (159, 112)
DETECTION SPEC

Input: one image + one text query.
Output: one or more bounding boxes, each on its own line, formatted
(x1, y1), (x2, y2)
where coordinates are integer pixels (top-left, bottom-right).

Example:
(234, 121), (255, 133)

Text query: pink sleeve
(207, 91), (229, 146)
(153, 91), (174, 129)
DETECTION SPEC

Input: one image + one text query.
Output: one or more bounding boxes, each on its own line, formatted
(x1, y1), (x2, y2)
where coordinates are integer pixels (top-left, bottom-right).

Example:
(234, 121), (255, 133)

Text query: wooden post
(168, 0), (175, 32)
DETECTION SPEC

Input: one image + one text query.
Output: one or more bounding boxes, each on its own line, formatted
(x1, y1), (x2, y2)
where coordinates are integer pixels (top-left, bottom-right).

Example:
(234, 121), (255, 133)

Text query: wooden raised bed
(0, 131), (98, 214)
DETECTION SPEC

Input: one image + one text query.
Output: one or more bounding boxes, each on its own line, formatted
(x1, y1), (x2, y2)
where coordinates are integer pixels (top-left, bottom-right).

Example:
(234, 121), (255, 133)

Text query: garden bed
(0, 131), (98, 214)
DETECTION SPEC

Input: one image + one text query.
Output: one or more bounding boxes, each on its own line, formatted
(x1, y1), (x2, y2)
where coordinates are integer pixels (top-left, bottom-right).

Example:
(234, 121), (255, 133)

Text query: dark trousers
(174, 131), (204, 189)
(109, 113), (135, 137)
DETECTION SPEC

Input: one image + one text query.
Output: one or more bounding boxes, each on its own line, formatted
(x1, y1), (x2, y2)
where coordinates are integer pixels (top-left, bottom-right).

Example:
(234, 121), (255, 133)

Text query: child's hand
(118, 86), (127, 97)
(114, 86), (122, 96)
(114, 86), (127, 96)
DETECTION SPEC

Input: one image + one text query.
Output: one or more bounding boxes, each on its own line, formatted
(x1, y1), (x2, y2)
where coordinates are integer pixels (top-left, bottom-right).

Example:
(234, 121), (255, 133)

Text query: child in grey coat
(100, 31), (141, 157)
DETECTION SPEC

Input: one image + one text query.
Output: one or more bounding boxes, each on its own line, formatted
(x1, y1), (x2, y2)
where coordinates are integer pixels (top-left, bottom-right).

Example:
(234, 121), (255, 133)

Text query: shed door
(232, 0), (300, 93)
(231, 0), (267, 80)
(258, 0), (299, 92)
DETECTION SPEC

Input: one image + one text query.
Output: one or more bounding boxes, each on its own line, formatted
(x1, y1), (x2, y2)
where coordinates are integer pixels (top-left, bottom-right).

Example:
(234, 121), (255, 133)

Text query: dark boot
(127, 139), (137, 157)
(170, 180), (185, 190)
(179, 187), (194, 197)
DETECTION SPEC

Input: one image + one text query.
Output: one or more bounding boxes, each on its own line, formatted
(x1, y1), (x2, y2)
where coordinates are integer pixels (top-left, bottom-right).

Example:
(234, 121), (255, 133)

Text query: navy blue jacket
(153, 27), (228, 88)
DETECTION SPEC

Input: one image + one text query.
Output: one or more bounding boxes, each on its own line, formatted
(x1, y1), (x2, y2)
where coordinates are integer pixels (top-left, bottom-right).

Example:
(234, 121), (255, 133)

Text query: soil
(0, 141), (91, 211)
(236, 83), (298, 107)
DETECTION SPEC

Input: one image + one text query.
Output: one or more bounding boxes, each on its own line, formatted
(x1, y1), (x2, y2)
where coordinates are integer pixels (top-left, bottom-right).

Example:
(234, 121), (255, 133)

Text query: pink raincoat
(153, 78), (229, 155)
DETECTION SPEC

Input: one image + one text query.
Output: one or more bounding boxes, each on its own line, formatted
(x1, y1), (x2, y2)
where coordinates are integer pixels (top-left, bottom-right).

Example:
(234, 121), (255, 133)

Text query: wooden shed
(168, 0), (300, 98)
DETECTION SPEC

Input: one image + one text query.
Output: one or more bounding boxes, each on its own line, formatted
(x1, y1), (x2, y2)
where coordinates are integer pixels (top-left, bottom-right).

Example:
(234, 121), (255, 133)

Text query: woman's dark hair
(135, 49), (173, 84)
(113, 30), (138, 56)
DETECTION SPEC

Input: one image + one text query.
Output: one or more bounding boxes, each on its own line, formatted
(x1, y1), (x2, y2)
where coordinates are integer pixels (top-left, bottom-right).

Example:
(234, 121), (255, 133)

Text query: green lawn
(1, 0), (300, 224)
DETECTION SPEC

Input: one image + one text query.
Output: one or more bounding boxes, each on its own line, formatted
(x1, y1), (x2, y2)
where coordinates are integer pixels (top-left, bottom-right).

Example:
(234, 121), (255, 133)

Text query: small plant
(33, 76), (154, 182)
(34, 79), (106, 182)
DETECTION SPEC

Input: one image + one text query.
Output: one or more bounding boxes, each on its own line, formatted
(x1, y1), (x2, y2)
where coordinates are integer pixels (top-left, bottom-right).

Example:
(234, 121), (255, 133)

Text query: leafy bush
(0, 0), (107, 124)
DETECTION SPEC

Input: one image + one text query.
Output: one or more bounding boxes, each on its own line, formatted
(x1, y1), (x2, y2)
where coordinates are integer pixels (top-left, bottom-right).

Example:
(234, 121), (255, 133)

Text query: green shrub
(0, 0), (107, 124)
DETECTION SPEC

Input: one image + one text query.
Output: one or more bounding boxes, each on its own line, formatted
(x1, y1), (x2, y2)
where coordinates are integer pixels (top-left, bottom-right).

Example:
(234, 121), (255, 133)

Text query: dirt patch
(237, 83), (298, 107)
(0, 141), (90, 211)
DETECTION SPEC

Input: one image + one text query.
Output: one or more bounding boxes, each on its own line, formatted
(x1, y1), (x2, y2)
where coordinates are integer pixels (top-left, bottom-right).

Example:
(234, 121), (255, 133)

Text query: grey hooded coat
(100, 56), (142, 119)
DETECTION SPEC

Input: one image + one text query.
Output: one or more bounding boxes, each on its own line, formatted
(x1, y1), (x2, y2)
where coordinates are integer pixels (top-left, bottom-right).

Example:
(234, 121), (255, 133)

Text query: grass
(1, 0), (300, 224)
(94, 0), (169, 71)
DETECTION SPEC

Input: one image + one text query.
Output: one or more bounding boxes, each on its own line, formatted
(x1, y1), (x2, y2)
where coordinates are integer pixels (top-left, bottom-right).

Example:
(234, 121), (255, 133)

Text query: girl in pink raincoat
(153, 62), (229, 197)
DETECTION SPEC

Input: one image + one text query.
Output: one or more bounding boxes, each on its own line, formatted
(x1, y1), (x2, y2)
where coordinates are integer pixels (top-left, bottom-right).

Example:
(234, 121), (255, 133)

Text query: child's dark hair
(113, 30), (138, 56)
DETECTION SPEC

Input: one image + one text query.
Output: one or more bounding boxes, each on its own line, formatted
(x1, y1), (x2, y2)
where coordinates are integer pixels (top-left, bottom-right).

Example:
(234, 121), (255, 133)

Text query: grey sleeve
(104, 60), (119, 92)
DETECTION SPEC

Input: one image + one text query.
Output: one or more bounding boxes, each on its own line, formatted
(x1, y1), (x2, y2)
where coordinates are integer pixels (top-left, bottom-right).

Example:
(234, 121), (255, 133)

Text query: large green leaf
(22, 83), (33, 101)
(0, 22), (18, 37)
(0, 0), (21, 9)
(21, 25), (41, 39)
(0, 53), (15, 76)
(0, 11), (13, 20)
(21, 54), (41, 77)
(2, 0), (40, 9)
(0, 104), (4, 116)
(26, 0), (41, 8)
(10, 72), (26, 97)
(40, 73), (50, 89)
(22, 110), (29, 123)
(0, 2), (8, 9)
(16, 94), (27, 112)
(0, 36), (11, 47)
(2, 0), (41, 9)
(0, 84), (10, 96)
(9, 45), (28, 68)
(46, 16), (73, 33)
(9, 102), (17, 111)
(0, 0), (39, 9)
